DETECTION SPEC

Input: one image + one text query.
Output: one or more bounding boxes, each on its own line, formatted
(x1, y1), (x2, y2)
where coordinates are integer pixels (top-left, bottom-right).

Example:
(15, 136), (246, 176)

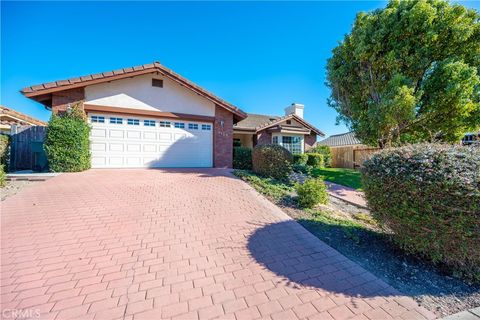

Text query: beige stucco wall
(233, 133), (253, 148)
(85, 74), (215, 116)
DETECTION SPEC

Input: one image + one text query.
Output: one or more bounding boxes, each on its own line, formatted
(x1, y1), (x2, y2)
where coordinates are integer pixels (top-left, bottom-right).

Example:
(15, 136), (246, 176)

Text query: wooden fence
(331, 145), (379, 169)
(10, 125), (47, 171)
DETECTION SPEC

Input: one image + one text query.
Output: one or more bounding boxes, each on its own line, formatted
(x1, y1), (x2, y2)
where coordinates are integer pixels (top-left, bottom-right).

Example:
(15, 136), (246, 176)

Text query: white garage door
(88, 113), (213, 168)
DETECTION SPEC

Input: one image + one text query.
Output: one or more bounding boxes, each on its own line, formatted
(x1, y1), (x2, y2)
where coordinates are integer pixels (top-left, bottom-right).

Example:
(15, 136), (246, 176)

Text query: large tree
(327, 0), (480, 147)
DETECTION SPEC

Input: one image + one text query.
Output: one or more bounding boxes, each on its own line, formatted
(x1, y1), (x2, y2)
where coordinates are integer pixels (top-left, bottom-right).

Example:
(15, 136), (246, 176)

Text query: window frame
(110, 117), (123, 124)
(144, 120), (156, 127)
(188, 123), (199, 130)
(272, 134), (303, 154)
(91, 116), (105, 123)
(174, 122), (185, 129)
(201, 124), (211, 131)
(127, 118), (140, 126)
(159, 121), (171, 128)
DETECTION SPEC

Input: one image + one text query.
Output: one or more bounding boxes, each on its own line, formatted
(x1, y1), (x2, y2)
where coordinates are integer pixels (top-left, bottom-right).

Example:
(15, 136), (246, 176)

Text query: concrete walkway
(1, 169), (434, 319)
(326, 182), (367, 208)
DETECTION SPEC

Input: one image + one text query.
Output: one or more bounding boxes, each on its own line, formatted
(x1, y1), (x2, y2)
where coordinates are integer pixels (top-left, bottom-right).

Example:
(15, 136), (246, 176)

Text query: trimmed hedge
(0, 165), (5, 187)
(306, 153), (324, 168)
(308, 145), (332, 167)
(252, 144), (293, 179)
(0, 134), (9, 168)
(44, 107), (91, 172)
(233, 147), (252, 170)
(293, 154), (308, 165)
(295, 178), (328, 208)
(362, 143), (480, 280)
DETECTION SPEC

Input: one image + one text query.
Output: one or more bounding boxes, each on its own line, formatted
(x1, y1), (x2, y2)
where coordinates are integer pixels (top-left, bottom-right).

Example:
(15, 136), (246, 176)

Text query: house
(233, 103), (324, 154)
(0, 105), (47, 135)
(22, 61), (323, 168)
(318, 132), (378, 168)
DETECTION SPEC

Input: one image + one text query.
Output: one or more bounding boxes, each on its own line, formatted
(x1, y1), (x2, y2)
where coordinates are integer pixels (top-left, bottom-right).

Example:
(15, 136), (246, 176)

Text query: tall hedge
(252, 144), (293, 179)
(233, 147), (252, 170)
(308, 145), (332, 167)
(362, 144), (480, 280)
(44, 107), (91, 172)
(0, 134), (9, 168)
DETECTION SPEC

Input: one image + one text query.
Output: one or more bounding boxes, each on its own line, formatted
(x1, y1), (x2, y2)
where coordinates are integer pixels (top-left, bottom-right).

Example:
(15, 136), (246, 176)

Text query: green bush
(306, 153), (324, 168)
(362, 143), (480, 281)
(293, 154), (308, 165)
(252, 144), (293, 179)
(292, 163), (311, 175)
(0, 134), (9, 168)
(295, 178), (328, 208)
(44, 106), (91, 172)
(308, 145), (332, 167)
(233, 147), (252, 170)
(0, 165), (5, 187)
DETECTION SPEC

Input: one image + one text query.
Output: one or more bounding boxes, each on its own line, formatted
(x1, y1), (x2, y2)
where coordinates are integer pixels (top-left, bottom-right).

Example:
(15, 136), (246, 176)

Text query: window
(174, 122), (185, 129)
(286, 120), (292, 125)
(188, 123), (198, 130)
(201, 124), (211, 131)
(127, 119), (140, 126)
(159, 121), (171, 128)
(282, 136), (302, 154)
(91, 116), (105, 123)
(272, 136), (279, 144)
(144, 120), (155, 127)
(110, 117), (123, 124)
(152, 79), (163, 88)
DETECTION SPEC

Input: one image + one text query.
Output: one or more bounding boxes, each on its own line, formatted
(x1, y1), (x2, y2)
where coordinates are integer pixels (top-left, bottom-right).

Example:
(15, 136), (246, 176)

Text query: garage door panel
(89, 113), (212, 168)
(109, 143), (124, 152)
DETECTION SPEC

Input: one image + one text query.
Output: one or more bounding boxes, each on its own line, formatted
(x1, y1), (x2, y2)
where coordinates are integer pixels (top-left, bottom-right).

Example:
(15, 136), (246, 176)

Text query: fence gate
(10, 125), (47, 171)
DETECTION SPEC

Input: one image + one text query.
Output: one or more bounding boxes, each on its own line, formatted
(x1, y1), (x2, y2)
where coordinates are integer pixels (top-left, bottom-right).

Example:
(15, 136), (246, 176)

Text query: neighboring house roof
(0, 105), (47, 127)
(21, 62), (247, 120)
(234, 113), (325, 136)
(318, 132), (361, 147)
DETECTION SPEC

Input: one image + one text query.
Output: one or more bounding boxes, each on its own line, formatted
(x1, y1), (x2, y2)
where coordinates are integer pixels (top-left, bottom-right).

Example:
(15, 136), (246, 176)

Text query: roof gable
(21, 62), (247, 120)
(255, 114), (325, 136)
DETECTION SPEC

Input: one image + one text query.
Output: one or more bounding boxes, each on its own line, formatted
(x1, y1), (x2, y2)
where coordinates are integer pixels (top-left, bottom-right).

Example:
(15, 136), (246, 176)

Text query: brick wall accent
(51, 88), (85, 114)
(256, 130), (272, 145)
(305, 133), (317, 151)
(213, 105), (233, 168)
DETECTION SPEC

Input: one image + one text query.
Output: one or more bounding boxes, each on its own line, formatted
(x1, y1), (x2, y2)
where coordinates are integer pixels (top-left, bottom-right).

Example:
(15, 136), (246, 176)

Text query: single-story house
(22, 61), (324, 168)
(0, 105), (47, 135)
(318, 132), (378, 168)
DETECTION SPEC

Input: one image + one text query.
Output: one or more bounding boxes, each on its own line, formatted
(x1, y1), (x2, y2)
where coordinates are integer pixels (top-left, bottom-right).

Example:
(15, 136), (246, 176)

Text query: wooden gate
(10, 125), (47, 171)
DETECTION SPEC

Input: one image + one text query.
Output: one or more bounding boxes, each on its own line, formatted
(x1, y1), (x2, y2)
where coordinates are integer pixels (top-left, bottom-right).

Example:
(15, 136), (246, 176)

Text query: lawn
(311, 167), (363, 190)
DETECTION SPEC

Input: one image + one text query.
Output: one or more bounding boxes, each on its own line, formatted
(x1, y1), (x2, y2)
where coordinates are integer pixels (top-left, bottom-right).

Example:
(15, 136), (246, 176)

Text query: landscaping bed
(234, 170), (480, 317)
(1, 180), (39, 201)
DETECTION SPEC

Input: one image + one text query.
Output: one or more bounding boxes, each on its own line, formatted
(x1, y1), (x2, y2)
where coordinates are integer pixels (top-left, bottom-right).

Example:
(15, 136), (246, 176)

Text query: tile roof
(0, 105), (47, 126)
(21, 62), (247, 119)
(317, 132), (361, 147)
(234, 113), (325, 136)
(234, 113), (280, 130)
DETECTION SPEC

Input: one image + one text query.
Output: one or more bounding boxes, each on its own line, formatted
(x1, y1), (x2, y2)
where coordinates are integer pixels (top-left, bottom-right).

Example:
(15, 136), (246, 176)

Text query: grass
(311, 167), (363, 190)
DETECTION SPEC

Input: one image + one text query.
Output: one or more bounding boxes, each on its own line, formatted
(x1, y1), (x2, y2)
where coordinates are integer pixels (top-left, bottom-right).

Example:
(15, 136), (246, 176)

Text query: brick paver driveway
(1, 169), (435, 320)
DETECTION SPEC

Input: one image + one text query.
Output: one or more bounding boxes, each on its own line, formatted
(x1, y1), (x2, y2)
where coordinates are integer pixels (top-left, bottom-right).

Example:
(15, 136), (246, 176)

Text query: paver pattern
(1, 169), (436, 320)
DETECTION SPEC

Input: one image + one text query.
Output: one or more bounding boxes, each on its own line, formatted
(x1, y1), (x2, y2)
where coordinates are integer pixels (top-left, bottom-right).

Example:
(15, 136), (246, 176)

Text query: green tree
(44, 105), (91, 172)
(327, 0), (480, 147)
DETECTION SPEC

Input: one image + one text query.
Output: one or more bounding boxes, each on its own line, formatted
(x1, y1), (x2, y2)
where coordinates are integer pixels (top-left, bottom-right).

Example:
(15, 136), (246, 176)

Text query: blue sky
(1, 1), (479, 137)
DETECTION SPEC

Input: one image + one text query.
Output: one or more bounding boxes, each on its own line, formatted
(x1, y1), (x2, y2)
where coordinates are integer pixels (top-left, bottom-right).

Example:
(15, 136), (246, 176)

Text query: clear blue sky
(1, 1), (478, 137)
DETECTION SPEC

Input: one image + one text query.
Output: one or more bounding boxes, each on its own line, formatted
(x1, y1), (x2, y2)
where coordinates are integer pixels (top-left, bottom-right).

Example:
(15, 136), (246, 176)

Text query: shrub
(362, 143), (480, 281)
(252, 144), (293, 179)
(292, 163), (311, 175)
(308, 145), (332, 167)
(306, 153), (324, 168)
(44, 106), (91, 172)
(295, 178), (328, 208)
(233, 147), (252, 170)
(0, 134), (9, 168)
(293, 154), (308, 165)
(0, 165), (5, 187)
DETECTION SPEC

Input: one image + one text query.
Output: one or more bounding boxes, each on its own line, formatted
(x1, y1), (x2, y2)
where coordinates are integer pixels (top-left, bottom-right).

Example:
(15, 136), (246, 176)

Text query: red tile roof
(22, 62), (247, 119)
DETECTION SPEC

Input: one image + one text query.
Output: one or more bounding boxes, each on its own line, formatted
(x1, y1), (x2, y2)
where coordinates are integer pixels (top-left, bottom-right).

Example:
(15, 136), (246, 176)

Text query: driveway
(0, 169), (435, 320)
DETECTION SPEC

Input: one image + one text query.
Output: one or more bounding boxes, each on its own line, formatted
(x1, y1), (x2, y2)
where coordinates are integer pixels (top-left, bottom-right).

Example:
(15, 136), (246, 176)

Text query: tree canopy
(326, 0), (480, 147)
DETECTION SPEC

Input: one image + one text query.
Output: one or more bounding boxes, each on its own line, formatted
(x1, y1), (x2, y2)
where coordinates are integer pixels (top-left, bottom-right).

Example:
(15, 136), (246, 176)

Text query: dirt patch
(1, 180), (40, 201)
(271, 193), (480, 317)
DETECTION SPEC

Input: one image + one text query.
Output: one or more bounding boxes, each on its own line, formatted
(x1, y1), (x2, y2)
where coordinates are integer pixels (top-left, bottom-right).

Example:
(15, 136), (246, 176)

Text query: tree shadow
(247, 219), (479, 300)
